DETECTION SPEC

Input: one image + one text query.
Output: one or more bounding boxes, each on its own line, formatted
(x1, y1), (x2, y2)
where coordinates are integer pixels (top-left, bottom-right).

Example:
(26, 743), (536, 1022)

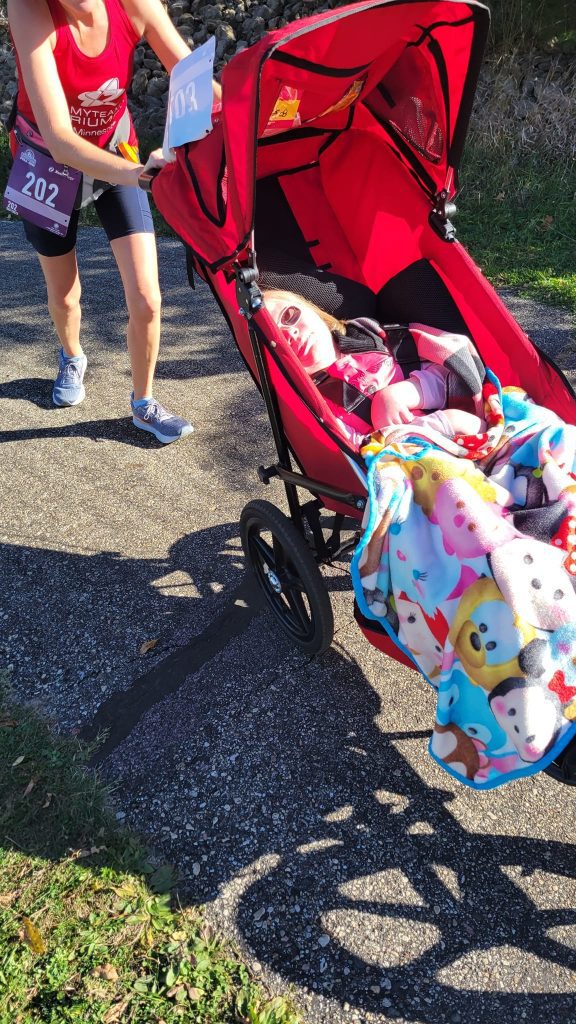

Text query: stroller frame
(236, 261), (367, 654)
(152, 0), (576, 776)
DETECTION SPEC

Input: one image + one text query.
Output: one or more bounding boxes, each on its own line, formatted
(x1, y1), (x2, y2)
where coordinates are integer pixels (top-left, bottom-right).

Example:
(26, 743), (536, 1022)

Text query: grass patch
(488, 0), (575, 54)
(457, 141), (576, 315)
(0, 678), (301, 1024)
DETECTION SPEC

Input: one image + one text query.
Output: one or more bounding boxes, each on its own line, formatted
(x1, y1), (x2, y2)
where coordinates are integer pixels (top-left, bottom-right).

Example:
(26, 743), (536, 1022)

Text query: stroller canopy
(153, 0), (489, 271)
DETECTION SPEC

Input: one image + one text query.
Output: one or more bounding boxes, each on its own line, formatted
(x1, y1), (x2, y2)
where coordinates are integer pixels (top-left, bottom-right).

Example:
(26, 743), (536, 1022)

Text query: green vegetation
(0, 680), (301, 1024)
(488, 0), (575, 54)
(458, 142), (576, 314)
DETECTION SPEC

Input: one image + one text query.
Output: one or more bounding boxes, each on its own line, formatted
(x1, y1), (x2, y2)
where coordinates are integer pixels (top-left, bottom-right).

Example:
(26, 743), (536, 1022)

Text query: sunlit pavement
(1, 220), (575, 1024)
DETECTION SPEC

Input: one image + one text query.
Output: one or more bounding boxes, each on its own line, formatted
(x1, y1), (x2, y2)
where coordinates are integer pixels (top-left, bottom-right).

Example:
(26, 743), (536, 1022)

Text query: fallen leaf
(542, 215), (554, 229)
(0, 890), (20, 907)
(186, 986), (204, 1001)
(139, 638), (159, 655)
(92, 964), (119, 983)
(72, 845), (107, 860)
(0, 717), (17, 728)
(103, 996), (132, 1023)
(21, 916), (46, 955)
(43, 792), (53, 809)
(23, 776), (40, 798)
(11, 756), (25, 767)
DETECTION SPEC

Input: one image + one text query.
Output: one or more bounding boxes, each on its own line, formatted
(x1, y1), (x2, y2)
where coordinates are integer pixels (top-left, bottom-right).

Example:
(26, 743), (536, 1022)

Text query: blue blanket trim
(429, 720), (576, 790)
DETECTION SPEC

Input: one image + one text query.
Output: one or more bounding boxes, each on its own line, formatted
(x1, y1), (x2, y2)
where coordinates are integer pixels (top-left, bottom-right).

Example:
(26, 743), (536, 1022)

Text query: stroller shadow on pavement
(86, 529), (576, 1024)
(2, 517), (575, 1023)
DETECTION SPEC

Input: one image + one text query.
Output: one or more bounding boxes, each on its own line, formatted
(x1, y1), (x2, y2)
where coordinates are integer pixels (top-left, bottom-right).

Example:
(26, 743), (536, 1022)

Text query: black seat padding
(377, 258), (470, 335)
(255, 175), (469, 332)
(255, 175), (377, 319)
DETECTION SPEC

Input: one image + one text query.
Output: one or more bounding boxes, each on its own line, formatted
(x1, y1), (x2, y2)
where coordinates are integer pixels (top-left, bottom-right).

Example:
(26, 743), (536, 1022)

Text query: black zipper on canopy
(532, 343), (576, 402)
(450, 7), (490, 174)
(258, 126), (335, 147)
(270, 51), (370, 77)
(183, 145), (227, 228)
(412, 14), (476, 45)
(426, 35), (451, 164)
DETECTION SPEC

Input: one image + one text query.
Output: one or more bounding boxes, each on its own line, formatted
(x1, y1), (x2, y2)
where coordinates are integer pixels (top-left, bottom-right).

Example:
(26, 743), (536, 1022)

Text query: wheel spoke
(251, 533), (275, 569)
(285, 585), (312, 634)
(272, 536), (286, 572)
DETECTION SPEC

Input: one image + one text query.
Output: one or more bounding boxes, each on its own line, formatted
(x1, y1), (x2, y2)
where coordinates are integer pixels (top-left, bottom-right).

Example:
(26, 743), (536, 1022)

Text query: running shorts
(22, 182), (154, 257)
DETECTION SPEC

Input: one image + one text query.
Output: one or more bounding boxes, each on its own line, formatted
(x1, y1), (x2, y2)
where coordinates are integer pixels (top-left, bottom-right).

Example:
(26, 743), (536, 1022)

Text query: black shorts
(23, 182), (154, 257)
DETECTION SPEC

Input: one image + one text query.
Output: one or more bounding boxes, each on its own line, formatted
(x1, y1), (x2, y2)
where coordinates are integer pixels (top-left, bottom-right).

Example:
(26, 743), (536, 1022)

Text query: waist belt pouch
(79, 108), (135, 208)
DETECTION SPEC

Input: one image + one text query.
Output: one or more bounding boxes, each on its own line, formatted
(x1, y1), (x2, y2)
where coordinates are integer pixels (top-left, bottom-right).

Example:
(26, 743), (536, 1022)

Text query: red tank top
(15, 0), (140, 148)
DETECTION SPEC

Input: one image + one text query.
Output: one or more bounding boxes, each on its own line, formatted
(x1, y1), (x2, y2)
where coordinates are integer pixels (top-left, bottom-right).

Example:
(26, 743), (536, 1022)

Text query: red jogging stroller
(152, 0), (576, 776)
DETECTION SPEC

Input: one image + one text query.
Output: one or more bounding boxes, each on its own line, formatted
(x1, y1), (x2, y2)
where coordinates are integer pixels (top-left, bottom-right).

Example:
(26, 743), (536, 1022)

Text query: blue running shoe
(131, 395), (194, 444)
(52, 349), (87, 407)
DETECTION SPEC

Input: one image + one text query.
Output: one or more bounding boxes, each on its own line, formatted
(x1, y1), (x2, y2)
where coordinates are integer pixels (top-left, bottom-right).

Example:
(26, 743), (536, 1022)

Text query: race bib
(163, 36), (215, 153)
(3, 145), (81, 236)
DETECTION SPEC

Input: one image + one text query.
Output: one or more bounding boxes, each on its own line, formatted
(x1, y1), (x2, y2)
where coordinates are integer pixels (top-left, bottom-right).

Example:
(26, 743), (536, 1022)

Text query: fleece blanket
(351, 374), (576, 788)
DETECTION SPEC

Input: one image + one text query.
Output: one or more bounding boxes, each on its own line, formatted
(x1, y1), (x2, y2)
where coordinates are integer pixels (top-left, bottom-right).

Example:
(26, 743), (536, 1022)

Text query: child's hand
(371, 380), (422, 428)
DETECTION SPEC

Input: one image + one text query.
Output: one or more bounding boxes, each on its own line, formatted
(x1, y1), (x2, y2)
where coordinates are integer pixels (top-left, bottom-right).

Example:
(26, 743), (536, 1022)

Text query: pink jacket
(322, 352), (449, 445)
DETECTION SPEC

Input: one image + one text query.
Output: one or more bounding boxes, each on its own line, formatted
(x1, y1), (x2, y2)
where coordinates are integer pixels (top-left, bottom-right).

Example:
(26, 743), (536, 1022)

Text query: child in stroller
(263, 288), (487, 444)
(150, 0), (576, 787)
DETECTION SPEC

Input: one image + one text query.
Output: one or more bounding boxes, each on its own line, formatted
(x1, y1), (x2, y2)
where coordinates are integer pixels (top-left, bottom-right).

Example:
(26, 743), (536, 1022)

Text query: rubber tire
(240, 499), (334, 656)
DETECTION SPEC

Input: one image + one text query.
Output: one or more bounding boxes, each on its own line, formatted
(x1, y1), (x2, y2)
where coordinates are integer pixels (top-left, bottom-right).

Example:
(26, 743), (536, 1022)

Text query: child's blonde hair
(262, 289), (346, 334)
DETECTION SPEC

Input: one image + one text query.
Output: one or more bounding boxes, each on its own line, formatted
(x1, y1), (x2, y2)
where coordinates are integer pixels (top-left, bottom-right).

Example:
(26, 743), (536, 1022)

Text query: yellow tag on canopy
(269, 97), (301, 123)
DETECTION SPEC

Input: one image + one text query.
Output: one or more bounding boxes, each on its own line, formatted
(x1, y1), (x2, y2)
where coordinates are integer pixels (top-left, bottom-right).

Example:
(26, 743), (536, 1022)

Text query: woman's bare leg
(110, 232), (161, 400)
(37, 249), (83, 357)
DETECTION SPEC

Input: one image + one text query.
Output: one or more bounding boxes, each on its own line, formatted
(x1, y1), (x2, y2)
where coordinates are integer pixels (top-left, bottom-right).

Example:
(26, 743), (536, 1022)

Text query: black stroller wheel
(240, 499), (334, 656)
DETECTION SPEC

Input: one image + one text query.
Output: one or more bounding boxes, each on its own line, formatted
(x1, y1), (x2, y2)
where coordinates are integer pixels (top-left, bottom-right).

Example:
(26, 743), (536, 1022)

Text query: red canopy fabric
(152, 0), (489, 270)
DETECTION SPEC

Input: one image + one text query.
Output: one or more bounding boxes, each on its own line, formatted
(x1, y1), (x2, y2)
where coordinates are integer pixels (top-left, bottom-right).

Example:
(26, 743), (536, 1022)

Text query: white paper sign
(163, 37), (215, 154)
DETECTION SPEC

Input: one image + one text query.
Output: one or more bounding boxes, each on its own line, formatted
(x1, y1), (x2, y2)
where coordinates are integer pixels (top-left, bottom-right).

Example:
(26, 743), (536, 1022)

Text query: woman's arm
(8, 0), (145, 184)
(122, 0), (222, 98)
(122, 0), (189, 71)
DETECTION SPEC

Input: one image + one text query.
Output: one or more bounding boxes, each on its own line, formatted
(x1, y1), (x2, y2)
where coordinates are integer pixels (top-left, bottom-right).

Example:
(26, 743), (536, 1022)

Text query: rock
(193, 26), (209, 46)
(199, 4), (221, 22)
(147, 77), (169, 97)
(129, 68), (148, 98)
(215, 22), (236, 61)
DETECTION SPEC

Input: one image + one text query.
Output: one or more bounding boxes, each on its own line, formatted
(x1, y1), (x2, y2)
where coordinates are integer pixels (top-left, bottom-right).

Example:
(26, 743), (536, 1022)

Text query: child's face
(265, 296), (338, 373)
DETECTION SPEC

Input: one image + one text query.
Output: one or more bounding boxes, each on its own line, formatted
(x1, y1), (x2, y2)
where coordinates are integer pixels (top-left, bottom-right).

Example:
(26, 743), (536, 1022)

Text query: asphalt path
(1, 219), (576, 1024)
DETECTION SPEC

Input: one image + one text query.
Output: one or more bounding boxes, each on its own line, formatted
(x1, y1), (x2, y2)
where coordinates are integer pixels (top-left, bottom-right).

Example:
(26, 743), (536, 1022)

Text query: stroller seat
(150, 0), (576, 786)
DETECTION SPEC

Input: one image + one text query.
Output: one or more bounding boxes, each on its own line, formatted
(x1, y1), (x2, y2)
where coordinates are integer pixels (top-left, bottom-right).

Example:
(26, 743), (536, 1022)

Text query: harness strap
(335, 323), (421, 378)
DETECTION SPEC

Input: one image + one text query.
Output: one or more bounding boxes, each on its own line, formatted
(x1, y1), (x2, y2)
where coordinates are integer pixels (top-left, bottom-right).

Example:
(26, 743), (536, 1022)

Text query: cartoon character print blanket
(351, 358), (576, 789)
